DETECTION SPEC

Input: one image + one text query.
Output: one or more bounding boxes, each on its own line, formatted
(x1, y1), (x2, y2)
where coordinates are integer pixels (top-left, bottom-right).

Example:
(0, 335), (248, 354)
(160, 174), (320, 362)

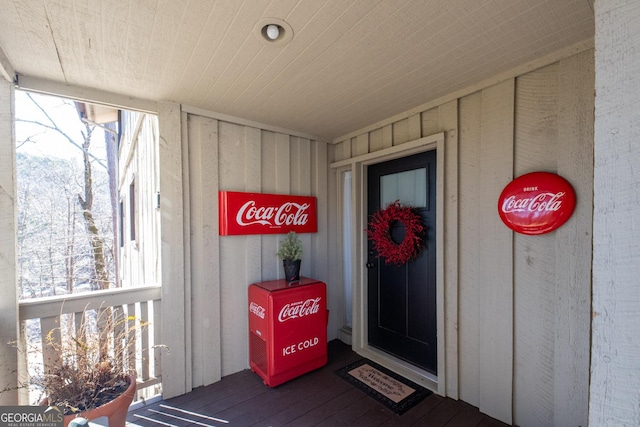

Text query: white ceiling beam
(0, 45), (16, 84)
(16, 75), (158, 114)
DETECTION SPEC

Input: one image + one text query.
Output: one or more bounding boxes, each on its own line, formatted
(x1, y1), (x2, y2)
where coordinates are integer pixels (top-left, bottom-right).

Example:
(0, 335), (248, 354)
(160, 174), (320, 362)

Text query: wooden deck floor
(127, 340), (509, 427)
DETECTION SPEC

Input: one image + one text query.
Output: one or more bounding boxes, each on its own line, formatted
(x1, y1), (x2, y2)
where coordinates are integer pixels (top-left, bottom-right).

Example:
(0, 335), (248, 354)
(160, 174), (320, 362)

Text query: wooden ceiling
(0, 0), (594, 141)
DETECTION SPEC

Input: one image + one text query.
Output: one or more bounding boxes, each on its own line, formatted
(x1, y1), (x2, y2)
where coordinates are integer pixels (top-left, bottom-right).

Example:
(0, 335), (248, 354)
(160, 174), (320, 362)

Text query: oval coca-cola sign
(498, 172), (576, 235)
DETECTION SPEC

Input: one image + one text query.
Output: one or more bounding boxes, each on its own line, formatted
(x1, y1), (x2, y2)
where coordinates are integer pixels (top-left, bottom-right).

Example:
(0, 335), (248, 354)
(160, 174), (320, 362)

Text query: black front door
(367, 150), (437, 374)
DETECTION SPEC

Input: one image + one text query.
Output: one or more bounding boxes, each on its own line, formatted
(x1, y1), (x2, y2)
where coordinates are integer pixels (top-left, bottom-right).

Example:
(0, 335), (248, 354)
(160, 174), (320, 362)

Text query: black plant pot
(283, 259), (301, 282)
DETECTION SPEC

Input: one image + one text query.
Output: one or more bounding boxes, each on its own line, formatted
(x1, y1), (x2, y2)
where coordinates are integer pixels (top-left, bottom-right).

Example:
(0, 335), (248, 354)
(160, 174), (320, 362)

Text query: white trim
(15, 75), (157, 114)
(346, 133), (446, 395)
(0, 79), (18, 405)
(335, 166), (357, 336)
(330, 133), (444, 169)
(435, 135), (445, 396)
(180, 110), (194, 391)
(337, 327), (352, 345)
(18, 285), (162, 321)
(182, 104), (326, 143)
(357, 346), (438, 391)
(332, 38), (594, 143)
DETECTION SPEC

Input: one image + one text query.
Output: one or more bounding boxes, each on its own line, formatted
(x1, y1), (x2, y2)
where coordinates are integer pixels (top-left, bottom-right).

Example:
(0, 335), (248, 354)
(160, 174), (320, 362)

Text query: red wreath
(367, 201), (425, 266)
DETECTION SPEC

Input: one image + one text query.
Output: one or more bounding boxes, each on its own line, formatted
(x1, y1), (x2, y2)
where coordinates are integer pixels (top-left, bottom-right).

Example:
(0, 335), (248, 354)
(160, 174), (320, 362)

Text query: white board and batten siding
(330, 48), (594, 426)
(118, 110), (161, 291)
(513, 51), (594, 427)
(182, 109), (330, 385)
(590, 1), (640, 426)
(185, 114), (221, 389)
(157, 102), (187, 398)
(476, 79), (514, 424)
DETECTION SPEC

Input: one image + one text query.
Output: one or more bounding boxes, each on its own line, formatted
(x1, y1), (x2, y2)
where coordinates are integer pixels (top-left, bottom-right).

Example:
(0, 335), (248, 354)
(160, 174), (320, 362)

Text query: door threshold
(356, 345), (438, 394)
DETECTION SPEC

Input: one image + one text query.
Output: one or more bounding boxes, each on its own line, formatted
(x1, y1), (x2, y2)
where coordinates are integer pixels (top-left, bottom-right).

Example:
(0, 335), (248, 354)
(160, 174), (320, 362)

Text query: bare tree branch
(16, 93), (115, 295)
(16, 118), (107, 170)
(17, 93), (108, 170)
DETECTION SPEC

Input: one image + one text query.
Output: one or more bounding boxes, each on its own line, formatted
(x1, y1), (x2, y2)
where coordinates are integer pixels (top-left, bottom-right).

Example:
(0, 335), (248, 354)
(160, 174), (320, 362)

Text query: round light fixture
(266, 24), (280, 40)
(254, 18), (293, 46)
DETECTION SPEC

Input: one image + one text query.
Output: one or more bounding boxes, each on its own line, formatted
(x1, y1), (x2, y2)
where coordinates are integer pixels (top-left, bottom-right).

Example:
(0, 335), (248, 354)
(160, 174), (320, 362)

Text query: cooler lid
(251, 276), (321, 292)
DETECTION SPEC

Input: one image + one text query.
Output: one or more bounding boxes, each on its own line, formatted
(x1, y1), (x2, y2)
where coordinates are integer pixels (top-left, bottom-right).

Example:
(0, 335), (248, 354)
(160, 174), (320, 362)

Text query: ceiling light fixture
(254, 18), (293, 46)
(266, 24), (280, 40)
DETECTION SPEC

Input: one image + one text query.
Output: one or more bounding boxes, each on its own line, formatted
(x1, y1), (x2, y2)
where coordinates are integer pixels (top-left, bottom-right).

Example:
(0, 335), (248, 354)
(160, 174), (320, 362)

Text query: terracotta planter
(44, 375), (136, 427)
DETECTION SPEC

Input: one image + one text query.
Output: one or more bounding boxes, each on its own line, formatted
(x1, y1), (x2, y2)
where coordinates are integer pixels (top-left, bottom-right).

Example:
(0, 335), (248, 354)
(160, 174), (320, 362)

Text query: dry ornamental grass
(15, 306), (148, 415)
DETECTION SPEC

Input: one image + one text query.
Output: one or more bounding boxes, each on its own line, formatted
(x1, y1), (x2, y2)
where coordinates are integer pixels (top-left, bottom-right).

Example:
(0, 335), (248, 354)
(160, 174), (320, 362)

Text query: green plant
(276, 231), (303, 261)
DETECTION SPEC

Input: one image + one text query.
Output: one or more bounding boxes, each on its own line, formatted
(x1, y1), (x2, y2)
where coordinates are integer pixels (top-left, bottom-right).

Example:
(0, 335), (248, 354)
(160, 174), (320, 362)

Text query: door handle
(366, 262), (376, 269)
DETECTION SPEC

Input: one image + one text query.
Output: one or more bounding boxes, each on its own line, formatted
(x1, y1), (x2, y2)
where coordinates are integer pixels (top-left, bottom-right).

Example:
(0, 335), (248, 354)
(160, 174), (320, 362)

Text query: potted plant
(8, 309), (148, 427)
(277, 231), (303, 282)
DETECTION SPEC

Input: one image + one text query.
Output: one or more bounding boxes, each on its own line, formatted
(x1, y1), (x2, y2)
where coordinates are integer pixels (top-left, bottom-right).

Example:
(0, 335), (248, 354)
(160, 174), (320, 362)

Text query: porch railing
(18, 285), (162, 405)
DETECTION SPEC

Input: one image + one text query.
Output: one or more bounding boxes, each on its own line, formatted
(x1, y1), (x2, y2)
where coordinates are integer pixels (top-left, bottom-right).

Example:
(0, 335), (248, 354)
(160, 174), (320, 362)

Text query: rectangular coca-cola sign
(219, 191), (317, 235)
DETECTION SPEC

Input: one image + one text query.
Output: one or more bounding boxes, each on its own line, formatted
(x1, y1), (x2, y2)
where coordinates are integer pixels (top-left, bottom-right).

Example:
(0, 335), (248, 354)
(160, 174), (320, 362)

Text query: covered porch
(1, 1), (640, 426)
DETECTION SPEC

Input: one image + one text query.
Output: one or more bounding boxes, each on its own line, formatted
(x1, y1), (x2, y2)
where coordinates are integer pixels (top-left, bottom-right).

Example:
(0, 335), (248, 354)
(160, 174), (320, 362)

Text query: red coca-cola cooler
(248, 277), (327, 387)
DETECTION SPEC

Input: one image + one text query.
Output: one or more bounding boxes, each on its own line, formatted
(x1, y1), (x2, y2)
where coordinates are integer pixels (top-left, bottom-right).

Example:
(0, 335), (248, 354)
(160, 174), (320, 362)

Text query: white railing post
(17, 285), (162, 405)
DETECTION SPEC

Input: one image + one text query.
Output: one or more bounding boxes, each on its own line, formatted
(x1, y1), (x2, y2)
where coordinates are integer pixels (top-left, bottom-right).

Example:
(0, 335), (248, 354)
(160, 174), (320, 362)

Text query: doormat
(335, 359), (432, 415)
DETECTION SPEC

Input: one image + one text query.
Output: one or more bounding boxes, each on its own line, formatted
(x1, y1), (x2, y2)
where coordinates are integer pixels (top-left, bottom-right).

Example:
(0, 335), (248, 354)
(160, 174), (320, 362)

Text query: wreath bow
(367, 201), (426, 266)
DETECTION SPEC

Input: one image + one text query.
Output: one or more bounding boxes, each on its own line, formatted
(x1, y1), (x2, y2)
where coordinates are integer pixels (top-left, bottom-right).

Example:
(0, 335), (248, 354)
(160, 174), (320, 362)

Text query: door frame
(332, 132), (448, 396)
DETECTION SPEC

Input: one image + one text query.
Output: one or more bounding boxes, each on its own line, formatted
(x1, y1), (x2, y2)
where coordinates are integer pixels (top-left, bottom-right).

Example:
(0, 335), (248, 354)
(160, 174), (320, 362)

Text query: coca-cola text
(497, 172), (576, 235)
(278, 298), (321, 322)
(219, 191), (317, 235)
(501, 192), (565, 213)
(249, 302), (265, 319)
(236, 201), (310, 227)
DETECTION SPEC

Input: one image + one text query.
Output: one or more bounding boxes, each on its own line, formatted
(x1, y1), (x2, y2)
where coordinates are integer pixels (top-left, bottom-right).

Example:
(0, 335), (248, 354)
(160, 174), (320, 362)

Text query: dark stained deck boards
(128, 340), (509, 427)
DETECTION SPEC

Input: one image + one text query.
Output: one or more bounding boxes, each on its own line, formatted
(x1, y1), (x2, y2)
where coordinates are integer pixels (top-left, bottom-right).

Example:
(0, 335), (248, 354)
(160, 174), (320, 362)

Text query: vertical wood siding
(513, 50), (594, 427)
(513, 63), (559, 427)
(331, 50), (594, 425)
(458, 91), (483, 407)
(156, 102), (187, 399)
(477, 80), (515, 424)
(186, 115), (221, 388)
(590, 1), (640, 425)
(553, 50), (593, 427)
(119, 111), (161, 290)
(185, 116), (329, 381)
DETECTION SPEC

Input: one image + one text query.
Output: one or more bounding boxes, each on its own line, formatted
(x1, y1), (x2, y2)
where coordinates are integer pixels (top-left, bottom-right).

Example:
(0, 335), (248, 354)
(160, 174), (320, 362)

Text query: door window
(380, 168), (427, 208)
